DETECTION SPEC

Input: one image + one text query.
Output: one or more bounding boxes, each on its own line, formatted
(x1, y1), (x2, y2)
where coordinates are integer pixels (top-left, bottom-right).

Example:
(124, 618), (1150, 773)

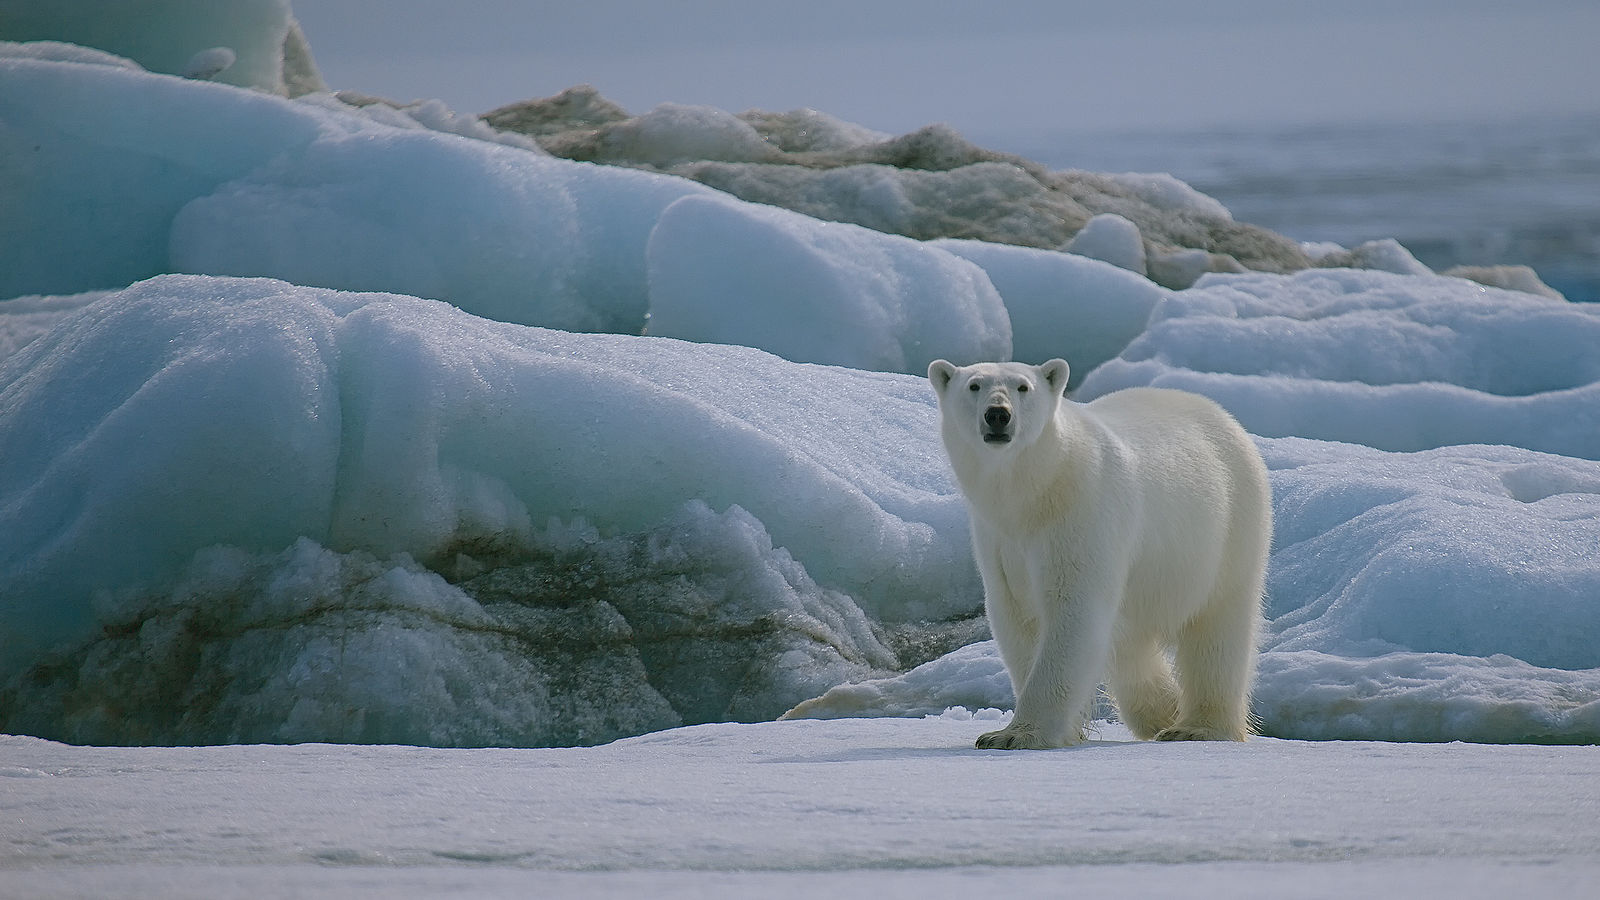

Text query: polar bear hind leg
(1158, 573), (1263, 741)
(1108, 632), (1181, 741)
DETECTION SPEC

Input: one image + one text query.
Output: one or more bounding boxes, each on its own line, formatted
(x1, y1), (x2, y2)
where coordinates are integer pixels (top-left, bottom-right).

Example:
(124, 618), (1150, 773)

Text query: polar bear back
(1078, 386), (1271, 632)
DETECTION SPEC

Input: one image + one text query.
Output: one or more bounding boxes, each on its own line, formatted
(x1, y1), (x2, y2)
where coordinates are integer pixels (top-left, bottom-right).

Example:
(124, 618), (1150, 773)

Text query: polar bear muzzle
(982, 404), (1013, 443)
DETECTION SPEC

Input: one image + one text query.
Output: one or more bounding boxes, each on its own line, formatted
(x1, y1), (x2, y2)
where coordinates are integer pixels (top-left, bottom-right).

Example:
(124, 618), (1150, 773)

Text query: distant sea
(993, 112), (1600, 303)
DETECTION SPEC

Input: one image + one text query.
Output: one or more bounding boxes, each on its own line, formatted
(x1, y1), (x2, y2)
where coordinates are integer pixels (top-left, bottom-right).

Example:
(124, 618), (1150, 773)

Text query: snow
(3, 716), (1598, 897)
(0, 276), (973, 712)
(646, 194), (1011, 372)
(929, 237), (1167, 381)
(1064, 212), (1149, 275)
(4, 5), (1600, 893)
(5, 29), (1600, 751)
(1079, 268), (1600, 459)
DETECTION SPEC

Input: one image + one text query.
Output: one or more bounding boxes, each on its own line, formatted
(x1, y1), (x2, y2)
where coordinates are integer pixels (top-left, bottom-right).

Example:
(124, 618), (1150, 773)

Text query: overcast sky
(294, 1), (1600, 143)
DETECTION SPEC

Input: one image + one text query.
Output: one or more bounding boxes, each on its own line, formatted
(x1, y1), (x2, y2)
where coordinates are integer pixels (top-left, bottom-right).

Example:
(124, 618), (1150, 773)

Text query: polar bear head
(928, 359), (1070, 451)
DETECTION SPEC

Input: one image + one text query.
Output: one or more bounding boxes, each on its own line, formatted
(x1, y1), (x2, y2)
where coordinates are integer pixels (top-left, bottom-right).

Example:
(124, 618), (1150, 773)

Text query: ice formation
(2, 24), (1597, 747)
(927, 238), (1166, 382)
(487, 89), (1312, 284)
(1078, 268), (1600, 459)
(646, 194), (1011, 371)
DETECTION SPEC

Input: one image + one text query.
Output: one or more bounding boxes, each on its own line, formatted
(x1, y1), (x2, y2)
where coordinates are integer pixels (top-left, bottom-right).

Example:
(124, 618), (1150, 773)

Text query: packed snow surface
(3, 715), (1598, 898)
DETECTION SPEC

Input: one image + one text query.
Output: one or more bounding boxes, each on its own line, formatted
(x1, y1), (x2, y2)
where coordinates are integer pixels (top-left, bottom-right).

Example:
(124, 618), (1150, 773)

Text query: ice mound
(1261, 438), (1600, 670)
(1079, 268), (1600, 459)
(928, 238), (1166, 382)
(0, 275), (979, 689)
(1, 503), (896, 747)
(1063, 212), (1148, 274)
(172, 129), (708, 334)
(1, 0), (323, 96)
(487, 87), (1312, 281)
(5, 55), (1034, 358)
(646, 194), (1011, 373)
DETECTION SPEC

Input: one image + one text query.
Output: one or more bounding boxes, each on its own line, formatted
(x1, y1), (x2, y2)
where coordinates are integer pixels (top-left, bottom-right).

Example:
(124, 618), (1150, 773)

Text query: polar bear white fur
(928, 358), (1271, 748)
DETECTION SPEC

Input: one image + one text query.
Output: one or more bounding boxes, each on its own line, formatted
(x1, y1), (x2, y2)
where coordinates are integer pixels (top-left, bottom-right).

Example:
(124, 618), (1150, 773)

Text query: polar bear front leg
(978, 572), (1118, 750)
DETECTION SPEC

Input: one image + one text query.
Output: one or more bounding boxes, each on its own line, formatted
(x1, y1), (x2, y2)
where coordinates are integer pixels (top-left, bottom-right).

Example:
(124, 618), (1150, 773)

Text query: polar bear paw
(1154, 724), (1245, 742)
(975, 723), (1061, 750)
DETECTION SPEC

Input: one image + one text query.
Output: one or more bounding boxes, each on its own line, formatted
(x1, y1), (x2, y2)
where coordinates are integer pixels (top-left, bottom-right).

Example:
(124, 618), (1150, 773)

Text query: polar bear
(928, 358), (1271, 748)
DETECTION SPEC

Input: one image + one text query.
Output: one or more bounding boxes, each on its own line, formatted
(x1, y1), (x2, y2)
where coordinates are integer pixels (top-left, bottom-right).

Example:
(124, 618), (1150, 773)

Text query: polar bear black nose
(984, 405), (1011, 429)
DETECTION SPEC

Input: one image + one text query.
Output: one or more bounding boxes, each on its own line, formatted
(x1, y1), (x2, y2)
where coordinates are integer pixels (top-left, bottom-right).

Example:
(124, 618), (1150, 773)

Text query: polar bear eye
(968, 382), (980, 392)
(1017, 383), (1029, 393)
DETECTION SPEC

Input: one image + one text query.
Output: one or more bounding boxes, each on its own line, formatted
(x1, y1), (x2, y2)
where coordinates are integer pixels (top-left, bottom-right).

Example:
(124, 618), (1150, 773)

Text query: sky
(293, 0), (1600, 143)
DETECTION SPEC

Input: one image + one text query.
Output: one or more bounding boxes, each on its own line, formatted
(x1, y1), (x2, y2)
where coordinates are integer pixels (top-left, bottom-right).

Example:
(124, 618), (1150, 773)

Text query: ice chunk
(645, 194), (1011, 373)
(0, 54), (334, 297)
(0, 275), (979, 681)
(929, 238), (1165, 382)
(1064, 213), (1147, 275)
(1079, 268), (1600, 459)
(1344, 238), (1432, 276)
(2, 54), (704, 333)
(296, 92), (548, 154)
(173, 129), (708, 333)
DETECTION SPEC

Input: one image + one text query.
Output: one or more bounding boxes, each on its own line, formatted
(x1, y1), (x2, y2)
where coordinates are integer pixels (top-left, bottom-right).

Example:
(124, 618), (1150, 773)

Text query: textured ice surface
(1079, 268), (1600, 459)
(646, 194), (1010, 373)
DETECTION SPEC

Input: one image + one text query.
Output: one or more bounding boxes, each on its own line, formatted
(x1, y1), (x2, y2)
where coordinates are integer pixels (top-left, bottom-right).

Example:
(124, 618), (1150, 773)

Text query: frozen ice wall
(0, 275), (975, 743)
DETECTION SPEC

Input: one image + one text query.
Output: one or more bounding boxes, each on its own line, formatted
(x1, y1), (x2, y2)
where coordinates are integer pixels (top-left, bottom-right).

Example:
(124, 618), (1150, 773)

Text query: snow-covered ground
(5, 715), (1599, 898)
(3, 2), (1599, 895)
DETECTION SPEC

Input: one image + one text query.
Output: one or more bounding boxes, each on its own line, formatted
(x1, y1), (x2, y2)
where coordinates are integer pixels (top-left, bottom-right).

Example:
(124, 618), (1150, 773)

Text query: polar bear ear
(1040, 358), (1070, 394)
(928, 359), (958, 393)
